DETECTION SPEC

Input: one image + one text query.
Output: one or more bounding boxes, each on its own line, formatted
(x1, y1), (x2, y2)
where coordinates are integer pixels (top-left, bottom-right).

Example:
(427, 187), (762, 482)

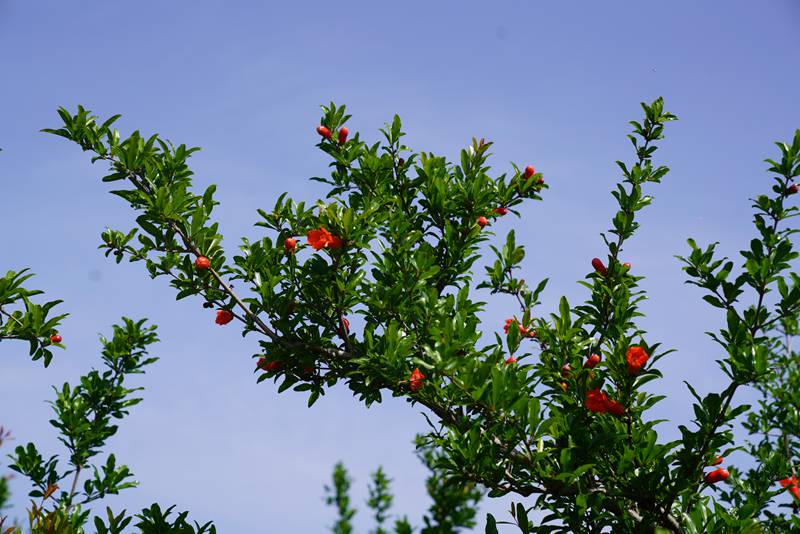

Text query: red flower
(257, 357), (283, 372)
(560, 363), (572, 377)
(626, 346), (649, 374)
(787, 183), (799, 195)
(284, 238), (297, 253)
(338, 127), (349, 144)
(504, 356), (517, 365)
(585, 388), (624, 416)
(709, 455), (724, 466)
(504, 318), (535, 338)
(195, 256), (211, 270)
(307, 227), (343, 250)
(585, 388), (610, 413)
(477, 216), (489, 228)
(606, 400), (625, 416)
(492, 207), (509, 216)
(341, 317), (350, 332)
(536, 177), (545, 185)
(790, 486), (800, 500)
(316, 125), (332, 139)
(704, 468), (729, 484)
(591, 257), (607, 276)
(623, 262), (632, 270)
(584, 353), (601, 369)
(523, 165), (535, 179)
(409, 368), (425, 392)
(50, 334), (62, 344)
(215, 309), (234, 325)
(779, 475), (799, 488)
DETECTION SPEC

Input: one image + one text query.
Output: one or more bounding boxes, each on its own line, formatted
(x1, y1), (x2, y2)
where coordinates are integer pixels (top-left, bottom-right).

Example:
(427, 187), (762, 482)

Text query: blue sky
(1, 1), (800, 531)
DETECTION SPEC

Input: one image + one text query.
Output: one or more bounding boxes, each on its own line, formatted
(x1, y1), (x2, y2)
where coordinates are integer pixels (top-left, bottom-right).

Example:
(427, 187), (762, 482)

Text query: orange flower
(504, 356), (517, 365)
(307, 227), (343, 250)
(409, 368), (425, 392)
(626, 345), (649, 374)
(780, 475), (799, 488)
(791, 486), (800, 500)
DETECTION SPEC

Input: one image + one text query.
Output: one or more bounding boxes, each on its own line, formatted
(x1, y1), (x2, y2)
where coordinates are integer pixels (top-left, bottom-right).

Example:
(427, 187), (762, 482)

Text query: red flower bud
(316, 125), (332, 139)
(790, 486), (800, 500)
(560, 363), (572, 377)
(583, 353), (601, 369)
(704, 468), (729, 484)
(492, 207), (509, 216)
(504, 356), (518, 365)
(787, 183), (799, 195)
(341, 317), (350, 332)
(409, 368), (425, 392)
(284, 238), (297, 253)
(709, 455), (724, 466)
(623, 262), (632, 270)
(536, 177), (545, 185)
(338, 127), (349, 144)
(215, 309), (234, 325)
(591, 258), (607, 276)
(50, 334), (62, 344)
(195, 256), (211, 270)
(523, 165), (535, 179)
(477, 216), (489, 228)
(559, 381), (568, 391)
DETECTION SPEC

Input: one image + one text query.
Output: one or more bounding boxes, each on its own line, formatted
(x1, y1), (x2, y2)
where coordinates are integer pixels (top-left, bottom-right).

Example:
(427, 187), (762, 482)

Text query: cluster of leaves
(323, 436), (482, 534)
(0, 269), (66, 366)
(0, 314), (215, 533)
(47, 98), (800, 532)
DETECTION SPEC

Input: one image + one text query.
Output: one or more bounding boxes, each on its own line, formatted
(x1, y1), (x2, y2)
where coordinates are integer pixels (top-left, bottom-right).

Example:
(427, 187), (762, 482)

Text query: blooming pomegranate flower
(215, 309), (234, 325)
(585, 388), (610, 413)
(307, 227), (343, 250)
(284, 238), (297, 253)
(780, 475), (799, 488)
(626, 346), (649, 374)
(585, 388), (624, 416)
(409, 368), (425, 392)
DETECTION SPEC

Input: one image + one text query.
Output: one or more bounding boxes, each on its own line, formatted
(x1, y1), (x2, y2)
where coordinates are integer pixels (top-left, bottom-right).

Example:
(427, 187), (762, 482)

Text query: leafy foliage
(47, 99), (800, 532)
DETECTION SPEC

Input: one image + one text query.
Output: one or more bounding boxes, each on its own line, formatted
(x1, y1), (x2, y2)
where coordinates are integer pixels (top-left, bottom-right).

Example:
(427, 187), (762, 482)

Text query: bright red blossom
(779, 475), (799, 488)
(338, 127), (349, 144)
(477, 216), (489, 228)
(215, 309), (234, 325)
(307, 227), (343, 250)
(284, 238), (297, 253)
(492, 207), (509, 216)
(504, 356), (517, 365)
(341, 317), (350, 332)
(585, 388), (625, 416)
(709, 455), (724, 466)
(50, 334), (62, 344)
(409, 368), (425, 392)
(626, 346), (649, 374)
(504, 318), (535, 338)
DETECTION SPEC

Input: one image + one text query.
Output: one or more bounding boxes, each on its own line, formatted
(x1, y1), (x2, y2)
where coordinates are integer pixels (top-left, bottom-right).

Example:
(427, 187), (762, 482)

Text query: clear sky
(1, 1), (800, 532)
